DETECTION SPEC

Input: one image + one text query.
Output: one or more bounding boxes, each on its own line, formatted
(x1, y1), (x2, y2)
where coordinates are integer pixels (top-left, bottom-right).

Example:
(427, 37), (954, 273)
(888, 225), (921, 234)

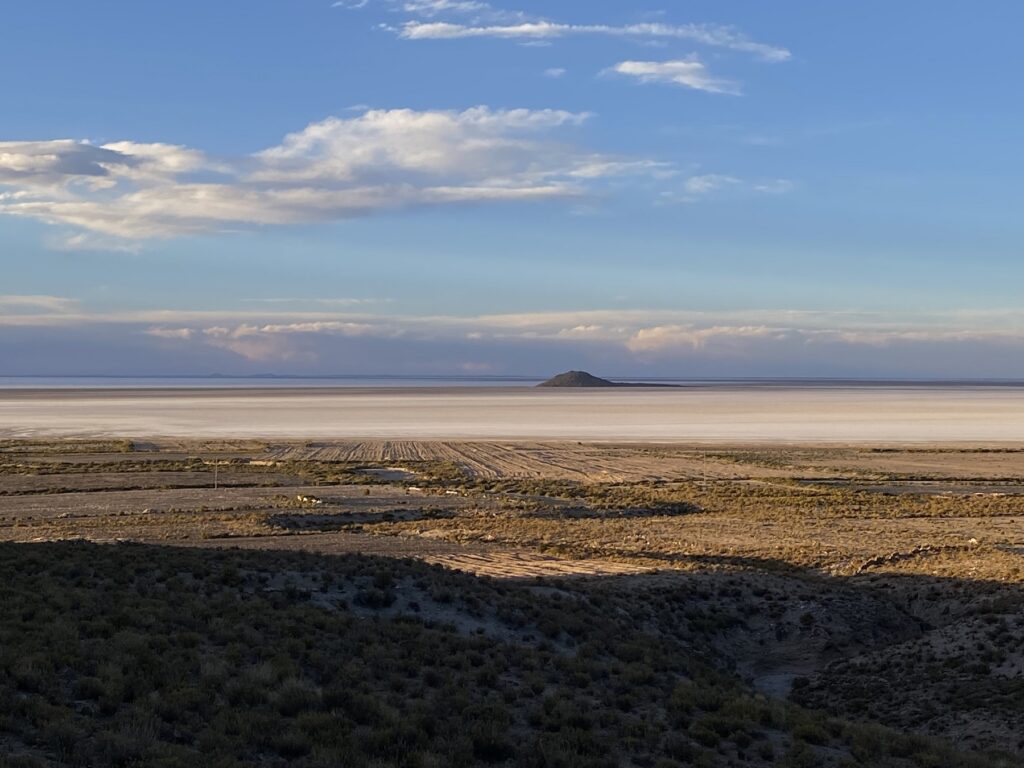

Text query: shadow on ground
(1, 541), (1021, 767)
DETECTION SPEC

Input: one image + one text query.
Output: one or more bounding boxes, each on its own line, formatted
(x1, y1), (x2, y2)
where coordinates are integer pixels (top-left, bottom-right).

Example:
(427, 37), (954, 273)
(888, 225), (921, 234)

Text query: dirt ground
(259, 440), (825, 481)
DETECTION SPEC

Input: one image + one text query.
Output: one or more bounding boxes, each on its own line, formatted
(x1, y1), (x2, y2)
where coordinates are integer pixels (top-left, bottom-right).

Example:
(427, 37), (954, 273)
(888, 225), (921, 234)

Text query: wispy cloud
(752, 179), (796, 195)
(396, 21), (791, 62)
(607, 58), (738, 94)
(241, 297), (391, 306)
(664, 174), (797, 202)
(684, 174), (741, 195)
(543, 67), (566, 78)
(0, 295), (79, 313)
(0, 107), (656, 243)
(337, 0), (525, 23)
(401, 0), (490, 16)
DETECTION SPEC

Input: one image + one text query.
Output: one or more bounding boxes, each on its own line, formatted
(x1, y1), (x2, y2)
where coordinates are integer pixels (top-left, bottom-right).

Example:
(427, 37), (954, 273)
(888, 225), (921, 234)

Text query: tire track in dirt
(256, 441), (805, 482)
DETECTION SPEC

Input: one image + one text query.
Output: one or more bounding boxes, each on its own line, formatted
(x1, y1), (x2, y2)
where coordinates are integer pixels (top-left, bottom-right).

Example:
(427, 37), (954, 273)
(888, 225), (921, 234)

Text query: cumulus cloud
(0, 141), (211, 191)
(0, 107), (650, 242)
(397, 21), (791, 62)
(627, 324), (786, 353)
(251, 107), (588, 183)
(608, 59), (738, 94)
(0, 141), (131, 187)
(99, 142), (211, 178)
(187, 321), (386, 362)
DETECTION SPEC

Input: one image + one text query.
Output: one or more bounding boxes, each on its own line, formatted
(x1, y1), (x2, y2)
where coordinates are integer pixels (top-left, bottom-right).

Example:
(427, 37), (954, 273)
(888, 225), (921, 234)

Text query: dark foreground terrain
(2, 542), (1017, 768)
(1, 439), (1022, 766)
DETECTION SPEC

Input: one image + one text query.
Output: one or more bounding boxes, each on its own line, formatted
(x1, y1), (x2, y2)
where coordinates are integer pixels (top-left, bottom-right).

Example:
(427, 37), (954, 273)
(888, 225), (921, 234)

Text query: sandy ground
(181, 533), (651, 578)
(3, 385), (1024, 442)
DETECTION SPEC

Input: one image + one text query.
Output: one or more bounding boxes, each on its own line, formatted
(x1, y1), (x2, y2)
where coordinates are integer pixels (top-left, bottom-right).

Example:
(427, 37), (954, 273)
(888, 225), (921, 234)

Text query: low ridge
(537, 370), (619, 388)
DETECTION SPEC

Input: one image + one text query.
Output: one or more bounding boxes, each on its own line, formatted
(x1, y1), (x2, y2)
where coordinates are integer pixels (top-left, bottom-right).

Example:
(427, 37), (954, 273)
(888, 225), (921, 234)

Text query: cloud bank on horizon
(5, 298), (1024, 378)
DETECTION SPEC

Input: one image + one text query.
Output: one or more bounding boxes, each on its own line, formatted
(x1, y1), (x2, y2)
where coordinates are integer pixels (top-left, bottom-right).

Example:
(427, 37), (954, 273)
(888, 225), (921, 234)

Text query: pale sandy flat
(2, 386), (1023, 443)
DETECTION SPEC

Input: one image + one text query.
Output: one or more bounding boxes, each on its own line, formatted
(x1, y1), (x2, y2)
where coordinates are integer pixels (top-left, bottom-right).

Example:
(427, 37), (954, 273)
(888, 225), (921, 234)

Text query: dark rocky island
(537, 370), (686, 388)
(537, 370), (620, 388)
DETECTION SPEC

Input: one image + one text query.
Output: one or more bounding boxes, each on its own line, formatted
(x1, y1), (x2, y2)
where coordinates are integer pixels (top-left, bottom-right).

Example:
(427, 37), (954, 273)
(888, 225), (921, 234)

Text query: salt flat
(2, 385), (1023, 442)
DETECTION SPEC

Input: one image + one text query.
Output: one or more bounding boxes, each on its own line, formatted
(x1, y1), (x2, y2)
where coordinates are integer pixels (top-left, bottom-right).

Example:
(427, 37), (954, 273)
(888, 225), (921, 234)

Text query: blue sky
(2, 1), (1024, 376)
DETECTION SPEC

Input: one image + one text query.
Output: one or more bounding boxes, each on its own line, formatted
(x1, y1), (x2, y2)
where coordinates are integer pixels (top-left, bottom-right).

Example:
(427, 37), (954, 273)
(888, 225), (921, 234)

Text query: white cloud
(628, 324), (785, 352)
(0, 140), (210, 190)
(608, 59), (738, 95)
(251, 107), (588, 183)
(0, 107), (651, 242)
(0, 141), (129, 187)
(197, 321), (383, 362)
(99, 142), (212, 178)
(402, 0), (489, 15)
(544, 67), (566, 78)
(667, 174), (796, 202)
(236, 321), (379, 335)
(397, 21), (791, 62)
(338, 0), (525, 23)
(684, 174), (741, 195)
(145, 327), (195, 340)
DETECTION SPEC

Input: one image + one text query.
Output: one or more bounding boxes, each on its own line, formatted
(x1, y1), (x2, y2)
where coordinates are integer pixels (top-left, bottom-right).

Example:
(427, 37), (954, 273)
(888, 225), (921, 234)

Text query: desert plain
(2, 384), (1024, 441)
